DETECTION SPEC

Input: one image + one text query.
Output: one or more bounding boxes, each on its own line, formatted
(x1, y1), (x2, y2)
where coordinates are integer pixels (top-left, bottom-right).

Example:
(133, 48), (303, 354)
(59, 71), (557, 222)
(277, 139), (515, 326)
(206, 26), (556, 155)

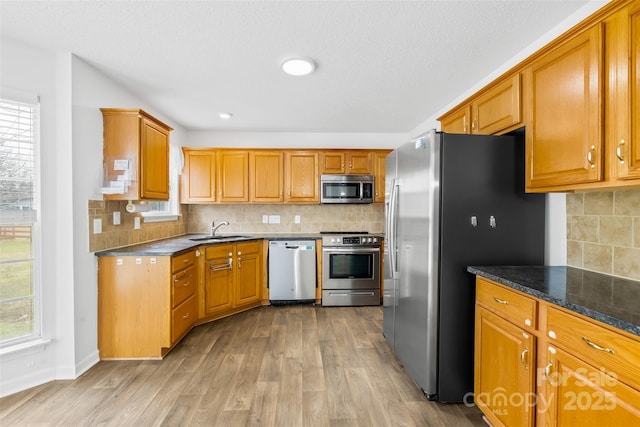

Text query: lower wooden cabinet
(97, 249), (198, 359)
(474, 276), (640, 427)
(201, 241), (263, 321)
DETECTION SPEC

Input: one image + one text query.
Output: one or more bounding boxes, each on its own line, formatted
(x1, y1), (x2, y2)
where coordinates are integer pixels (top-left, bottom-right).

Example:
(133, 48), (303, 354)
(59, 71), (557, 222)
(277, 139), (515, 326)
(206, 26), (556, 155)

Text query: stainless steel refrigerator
(383, 129), (545, 402)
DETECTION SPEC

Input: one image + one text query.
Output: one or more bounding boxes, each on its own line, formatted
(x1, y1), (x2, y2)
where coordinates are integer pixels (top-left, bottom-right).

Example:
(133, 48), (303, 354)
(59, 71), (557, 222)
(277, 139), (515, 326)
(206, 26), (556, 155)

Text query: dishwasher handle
(285, 245), (300, 250)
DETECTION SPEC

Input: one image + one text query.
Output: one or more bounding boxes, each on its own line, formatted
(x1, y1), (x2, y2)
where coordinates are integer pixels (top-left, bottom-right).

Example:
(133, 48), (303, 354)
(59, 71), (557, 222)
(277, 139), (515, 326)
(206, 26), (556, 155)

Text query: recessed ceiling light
(218, 112), (233, 120)
(281, 57), (315, 76)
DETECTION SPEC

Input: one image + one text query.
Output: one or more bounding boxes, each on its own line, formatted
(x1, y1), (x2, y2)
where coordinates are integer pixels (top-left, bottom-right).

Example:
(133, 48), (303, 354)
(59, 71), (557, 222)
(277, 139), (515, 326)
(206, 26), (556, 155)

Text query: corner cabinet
(284, 151), (319, 203)
(524, 25), (604, 190)
(101, 108), (172, 201)
(97, 249), (198, 359)
(201, 241), (262, 321)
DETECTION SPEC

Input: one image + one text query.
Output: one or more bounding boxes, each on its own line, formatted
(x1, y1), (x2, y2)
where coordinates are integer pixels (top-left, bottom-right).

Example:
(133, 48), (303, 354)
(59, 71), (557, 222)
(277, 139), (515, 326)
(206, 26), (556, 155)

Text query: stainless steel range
(321, 232), (381, 306)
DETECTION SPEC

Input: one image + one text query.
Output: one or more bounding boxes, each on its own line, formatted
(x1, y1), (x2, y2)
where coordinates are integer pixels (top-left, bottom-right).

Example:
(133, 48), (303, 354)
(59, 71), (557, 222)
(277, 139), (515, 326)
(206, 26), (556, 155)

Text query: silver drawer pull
(493, 297), (508, 305)
(582, 337), (615, 355)
(209, 258), (232, 271)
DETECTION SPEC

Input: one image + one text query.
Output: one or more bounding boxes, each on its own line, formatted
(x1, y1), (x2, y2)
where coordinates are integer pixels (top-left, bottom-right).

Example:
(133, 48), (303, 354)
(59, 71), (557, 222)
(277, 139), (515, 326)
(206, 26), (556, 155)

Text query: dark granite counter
(467, 266), (640, 338)
(94, 232), (384, 257)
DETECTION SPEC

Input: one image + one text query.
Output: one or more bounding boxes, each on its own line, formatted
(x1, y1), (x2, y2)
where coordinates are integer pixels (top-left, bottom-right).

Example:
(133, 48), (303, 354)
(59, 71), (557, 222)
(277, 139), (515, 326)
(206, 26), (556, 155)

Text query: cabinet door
(250, 151), (284, 203)
(346, 151), (373, 174)
(474, 306), (536, 427)
(608, 3), (640, 180)
(204, 247), (234, 316)
(235, 242), (261, 306)
(472, 74), (521, 135)
(543, 347), (640, 426)
(373, 151), (389, 203)
(525, 25), (604, 189)
(217, 150), (249, 202)
(440, 105), (471, 134)
(140, 117), (170, 200)
(285, 151), (319, 203)
(320, 152), (346, 174)
(180, 149), (216, 203)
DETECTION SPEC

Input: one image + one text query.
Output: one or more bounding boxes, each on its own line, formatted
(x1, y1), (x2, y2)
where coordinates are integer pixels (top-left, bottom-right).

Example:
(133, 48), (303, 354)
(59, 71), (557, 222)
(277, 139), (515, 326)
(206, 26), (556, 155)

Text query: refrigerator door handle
(388, 179), (399, 276)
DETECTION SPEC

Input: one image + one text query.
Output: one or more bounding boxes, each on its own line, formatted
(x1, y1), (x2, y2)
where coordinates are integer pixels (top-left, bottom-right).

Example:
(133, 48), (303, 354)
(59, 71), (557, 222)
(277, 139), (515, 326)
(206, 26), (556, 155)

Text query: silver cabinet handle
(209, 258), (232, 271)
(616, 139), (625, 164)
(544, 360), (556, 386)
(582, 336), (615, 355)
(520, 346), (529, 369)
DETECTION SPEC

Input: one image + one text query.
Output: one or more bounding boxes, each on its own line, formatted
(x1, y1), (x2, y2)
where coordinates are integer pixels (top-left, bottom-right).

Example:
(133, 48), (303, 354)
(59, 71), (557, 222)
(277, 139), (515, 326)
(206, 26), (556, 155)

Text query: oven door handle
(322, 247), (380, 254)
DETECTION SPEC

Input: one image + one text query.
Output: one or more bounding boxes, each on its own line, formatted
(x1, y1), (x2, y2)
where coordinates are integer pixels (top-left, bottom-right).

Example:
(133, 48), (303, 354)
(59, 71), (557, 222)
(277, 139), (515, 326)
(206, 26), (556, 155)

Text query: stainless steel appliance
(384, 129), (545, 402)
(268, 240), (316, 304)
(320, 174), (374, 204)
(321, 232), (381, 306)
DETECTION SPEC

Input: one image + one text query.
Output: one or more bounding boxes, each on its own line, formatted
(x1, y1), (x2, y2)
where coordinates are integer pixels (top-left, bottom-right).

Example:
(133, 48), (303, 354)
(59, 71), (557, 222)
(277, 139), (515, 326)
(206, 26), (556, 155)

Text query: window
(0, 96), (40, 347)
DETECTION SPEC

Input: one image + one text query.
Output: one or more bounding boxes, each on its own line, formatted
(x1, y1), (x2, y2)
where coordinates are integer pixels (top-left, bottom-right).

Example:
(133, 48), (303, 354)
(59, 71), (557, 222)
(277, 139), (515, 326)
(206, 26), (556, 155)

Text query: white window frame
(0, 93), (43, 352)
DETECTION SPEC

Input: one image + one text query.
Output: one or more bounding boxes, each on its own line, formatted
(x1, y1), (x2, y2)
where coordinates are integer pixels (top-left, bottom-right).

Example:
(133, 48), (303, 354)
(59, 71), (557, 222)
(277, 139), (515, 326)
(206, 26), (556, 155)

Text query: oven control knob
(373, 237), (378, 243)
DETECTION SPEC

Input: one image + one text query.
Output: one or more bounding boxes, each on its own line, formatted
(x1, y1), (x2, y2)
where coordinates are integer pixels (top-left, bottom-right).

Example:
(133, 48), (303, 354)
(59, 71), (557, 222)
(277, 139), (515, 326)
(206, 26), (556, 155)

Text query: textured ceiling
(0, 1), (602, 133)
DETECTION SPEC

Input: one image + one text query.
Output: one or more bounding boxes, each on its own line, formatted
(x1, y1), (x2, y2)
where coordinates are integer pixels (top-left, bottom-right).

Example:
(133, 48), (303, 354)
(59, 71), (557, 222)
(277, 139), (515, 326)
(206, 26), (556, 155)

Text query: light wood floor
(0, 305), (485, 426)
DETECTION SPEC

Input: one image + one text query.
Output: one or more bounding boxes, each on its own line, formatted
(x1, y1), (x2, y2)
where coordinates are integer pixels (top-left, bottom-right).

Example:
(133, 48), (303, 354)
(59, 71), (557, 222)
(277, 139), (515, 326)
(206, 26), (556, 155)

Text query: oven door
(322, 247), (380, 290)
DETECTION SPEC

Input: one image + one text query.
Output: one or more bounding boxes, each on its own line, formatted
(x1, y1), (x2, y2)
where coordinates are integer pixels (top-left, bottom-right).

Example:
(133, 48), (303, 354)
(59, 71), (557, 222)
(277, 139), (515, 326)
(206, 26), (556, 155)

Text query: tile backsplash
(567, 189), (640, 280)
(89, 201), (384, 252)
(185, 203), (385, 235)
(88, 200), (186, 252)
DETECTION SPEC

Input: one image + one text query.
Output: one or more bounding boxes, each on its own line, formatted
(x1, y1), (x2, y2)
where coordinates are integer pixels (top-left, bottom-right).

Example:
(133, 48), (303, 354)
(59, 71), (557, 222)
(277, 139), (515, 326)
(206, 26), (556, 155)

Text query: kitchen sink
(189, 235), (249, 241)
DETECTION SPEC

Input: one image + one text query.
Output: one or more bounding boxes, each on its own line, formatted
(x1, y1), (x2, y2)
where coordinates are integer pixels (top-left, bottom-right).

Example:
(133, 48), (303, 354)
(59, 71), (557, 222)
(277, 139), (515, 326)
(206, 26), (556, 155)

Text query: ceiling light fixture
(281, 57), (315, 76)
(218, 112), (233, 120)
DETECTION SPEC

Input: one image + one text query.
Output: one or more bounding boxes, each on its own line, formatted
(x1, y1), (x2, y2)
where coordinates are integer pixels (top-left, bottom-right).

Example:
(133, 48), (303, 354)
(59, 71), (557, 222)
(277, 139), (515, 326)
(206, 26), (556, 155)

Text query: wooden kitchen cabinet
(606, 2), (640, 182)
(101, 108), (172, 201)
(439, 74), (521, 136)
(474, 279), (537, 427)
(440, 105), (472, 134)
(201, 241), (263, 320)
(250, 150), (284, 203)
(284, 151), (319, 203)
(97, 249), (198, 359)
(320, 150), (373, 174)
(180, 148), (216, 203)
(473, 275), (640, 426)
(524, 25), (604, 190)
(217, 150), (249, 202)
(373, 150), (391, 203)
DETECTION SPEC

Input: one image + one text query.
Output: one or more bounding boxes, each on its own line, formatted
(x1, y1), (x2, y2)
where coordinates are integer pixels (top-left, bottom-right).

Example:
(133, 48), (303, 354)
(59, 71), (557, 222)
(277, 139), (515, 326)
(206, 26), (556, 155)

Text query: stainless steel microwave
(320, 174), (374, 204)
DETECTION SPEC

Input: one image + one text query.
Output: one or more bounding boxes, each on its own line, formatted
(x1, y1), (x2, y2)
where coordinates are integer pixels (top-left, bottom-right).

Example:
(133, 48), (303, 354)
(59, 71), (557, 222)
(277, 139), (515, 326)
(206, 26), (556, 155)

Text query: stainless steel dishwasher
(268, 240), (316, 304)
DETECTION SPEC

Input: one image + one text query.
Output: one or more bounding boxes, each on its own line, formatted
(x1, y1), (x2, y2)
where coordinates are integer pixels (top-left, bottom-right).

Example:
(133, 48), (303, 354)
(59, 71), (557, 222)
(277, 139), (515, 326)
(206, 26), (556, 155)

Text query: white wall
(187, 130), (407, 150)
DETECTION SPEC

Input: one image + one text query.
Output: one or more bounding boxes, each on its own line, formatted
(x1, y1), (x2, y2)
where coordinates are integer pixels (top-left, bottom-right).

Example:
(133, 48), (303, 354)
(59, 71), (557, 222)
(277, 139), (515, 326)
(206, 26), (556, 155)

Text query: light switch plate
(269, 215), (280, 224)
(262, 215), (269, 224)
(134, 217), (141, 230)
(294, 215), (301, 224)
(93, 218), (102, 234)
(113, 211), (121, 225)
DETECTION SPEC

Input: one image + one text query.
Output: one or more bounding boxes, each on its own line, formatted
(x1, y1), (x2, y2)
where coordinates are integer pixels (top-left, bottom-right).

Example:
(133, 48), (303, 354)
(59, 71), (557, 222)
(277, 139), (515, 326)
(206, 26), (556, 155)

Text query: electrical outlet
(294, 215), (301, 224)
(269, 215), (280, 224)
(113, 211), (121, 225)
(134, 217), (141, 230)
(93, 218), (102, 234)
(263, 215), (269, 224)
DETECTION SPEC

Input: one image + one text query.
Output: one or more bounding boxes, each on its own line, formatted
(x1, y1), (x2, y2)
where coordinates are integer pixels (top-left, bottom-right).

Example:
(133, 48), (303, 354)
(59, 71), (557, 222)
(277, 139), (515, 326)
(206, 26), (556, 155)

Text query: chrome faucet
(210, 220), (230, 236)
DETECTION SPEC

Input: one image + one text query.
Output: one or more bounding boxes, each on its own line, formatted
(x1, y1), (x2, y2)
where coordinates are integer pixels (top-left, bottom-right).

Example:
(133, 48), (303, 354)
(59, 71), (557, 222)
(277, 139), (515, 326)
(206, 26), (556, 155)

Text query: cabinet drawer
(476, 277), (537, 329)
(546, 306), (640, 389)
(172, 264), (196, 307)
(172, 294), (196, 343)
(172, 250), (196, 273)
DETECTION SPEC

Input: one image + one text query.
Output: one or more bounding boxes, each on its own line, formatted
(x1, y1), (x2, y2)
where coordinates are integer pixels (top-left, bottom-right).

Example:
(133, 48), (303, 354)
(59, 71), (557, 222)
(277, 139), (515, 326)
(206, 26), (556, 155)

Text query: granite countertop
(95, 232), (384, 256)
(467, 265), (640, 338)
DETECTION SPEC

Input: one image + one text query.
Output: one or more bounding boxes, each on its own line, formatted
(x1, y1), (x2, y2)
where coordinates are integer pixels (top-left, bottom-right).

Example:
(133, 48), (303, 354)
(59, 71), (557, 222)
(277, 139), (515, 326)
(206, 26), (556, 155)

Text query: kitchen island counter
(467, 265), (640, 337)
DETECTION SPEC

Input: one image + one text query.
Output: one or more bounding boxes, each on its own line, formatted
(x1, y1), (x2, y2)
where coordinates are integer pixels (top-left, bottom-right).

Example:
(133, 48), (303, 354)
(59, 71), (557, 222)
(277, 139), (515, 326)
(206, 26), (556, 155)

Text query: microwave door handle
(359, 182), (363, 200)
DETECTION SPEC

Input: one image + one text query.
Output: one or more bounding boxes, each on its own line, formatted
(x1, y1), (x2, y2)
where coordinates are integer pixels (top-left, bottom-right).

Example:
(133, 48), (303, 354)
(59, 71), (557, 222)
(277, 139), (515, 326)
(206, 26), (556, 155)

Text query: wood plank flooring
(0, 305), (485, 426)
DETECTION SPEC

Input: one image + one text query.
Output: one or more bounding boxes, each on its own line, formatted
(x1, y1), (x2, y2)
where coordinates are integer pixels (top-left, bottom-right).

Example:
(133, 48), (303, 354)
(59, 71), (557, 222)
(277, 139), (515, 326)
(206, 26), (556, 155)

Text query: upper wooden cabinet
(524, 25), (604, 190)
(217, 150), (249, 202)
(320, 150), (373, 174)
(180, 148), (216, 203)
(101, 108), (172, 201)
(285, 151), (319, 203)
(439, 74), (521, 135)
(373, 150), (391, 203)
(607, 2), (640, 182)
(250, 151), (284, 203)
